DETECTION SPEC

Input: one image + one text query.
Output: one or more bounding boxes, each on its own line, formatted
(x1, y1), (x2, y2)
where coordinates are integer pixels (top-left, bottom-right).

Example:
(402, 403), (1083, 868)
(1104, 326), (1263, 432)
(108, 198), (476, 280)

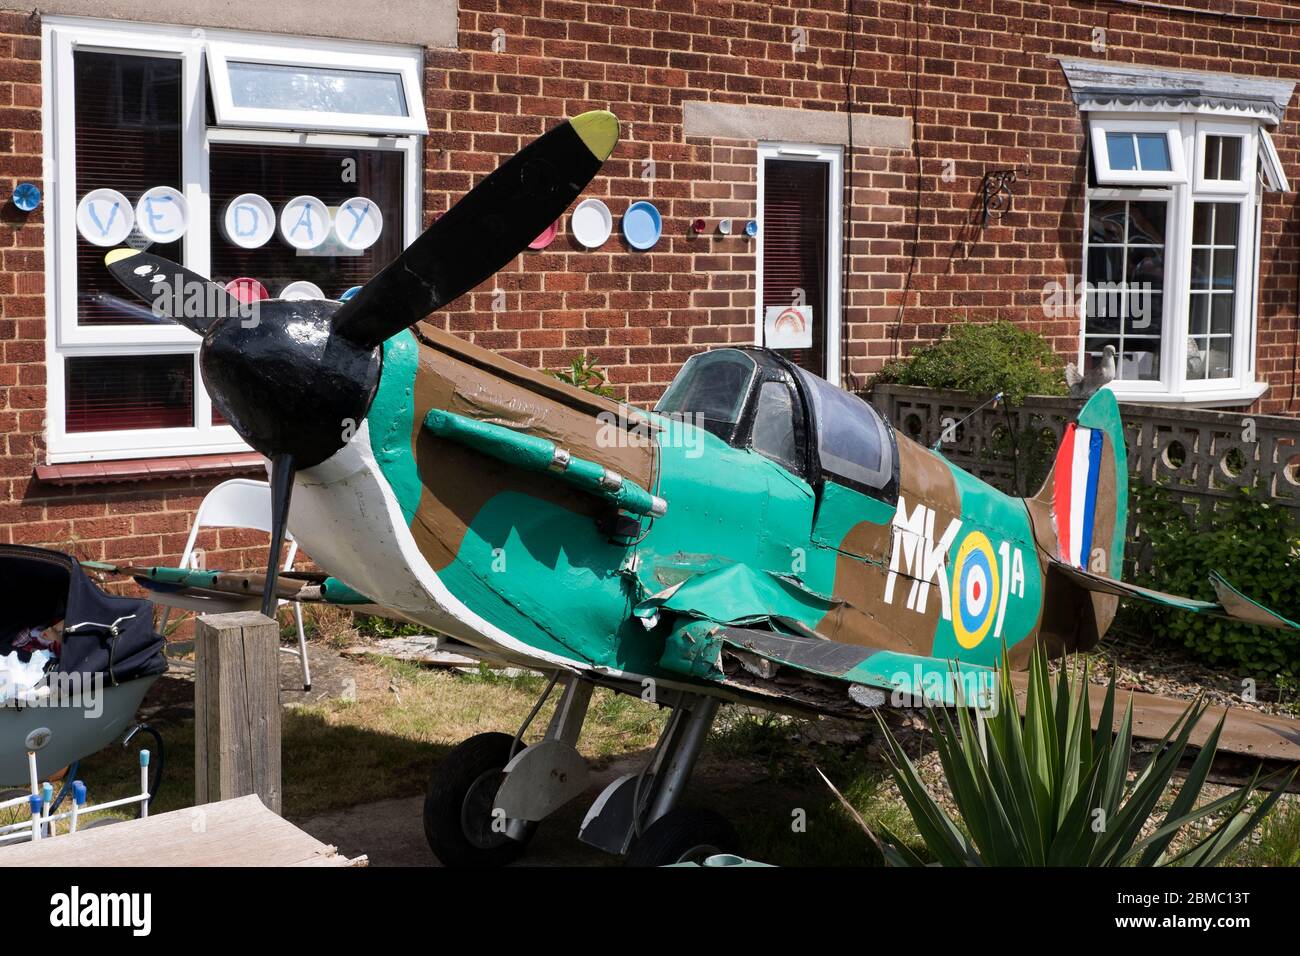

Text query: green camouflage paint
(1078, 387), (1128, 579)
(368, 329), (422, 524)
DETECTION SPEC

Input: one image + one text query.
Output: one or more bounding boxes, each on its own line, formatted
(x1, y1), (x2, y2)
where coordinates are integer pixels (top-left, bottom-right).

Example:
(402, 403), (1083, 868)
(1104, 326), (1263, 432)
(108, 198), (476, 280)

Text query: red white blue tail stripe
(1053, 423), (1104, 569)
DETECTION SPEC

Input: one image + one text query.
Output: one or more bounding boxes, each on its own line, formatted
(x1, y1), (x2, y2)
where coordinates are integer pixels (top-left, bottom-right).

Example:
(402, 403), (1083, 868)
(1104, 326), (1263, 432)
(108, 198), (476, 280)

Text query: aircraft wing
(81, 561), (395, 618)
(634, 563), (996, 713)
(1048, 559), (1300, 631)
(660, 617), (997, 716)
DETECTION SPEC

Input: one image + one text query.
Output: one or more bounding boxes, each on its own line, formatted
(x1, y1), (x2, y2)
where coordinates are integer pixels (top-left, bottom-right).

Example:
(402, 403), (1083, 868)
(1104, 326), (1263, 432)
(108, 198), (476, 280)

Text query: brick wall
(5, 0), (1300, 572)
(427, 0), (1300, 411)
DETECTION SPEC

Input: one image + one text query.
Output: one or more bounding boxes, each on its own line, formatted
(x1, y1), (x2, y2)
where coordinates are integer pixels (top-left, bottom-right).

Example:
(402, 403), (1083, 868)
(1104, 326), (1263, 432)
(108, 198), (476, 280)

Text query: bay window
(1081, 114), (1286, 405)
(42, 18), (425, 463)
(1062, 51), (1297, 407)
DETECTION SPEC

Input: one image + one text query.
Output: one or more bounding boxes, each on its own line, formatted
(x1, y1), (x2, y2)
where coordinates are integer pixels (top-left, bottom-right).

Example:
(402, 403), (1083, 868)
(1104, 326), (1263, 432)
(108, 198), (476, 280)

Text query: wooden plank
(342, 635), (514, 670)
(1009, 671), (1300, 763)
(0, 795), (364, 867)
(195, 611), (282, 813)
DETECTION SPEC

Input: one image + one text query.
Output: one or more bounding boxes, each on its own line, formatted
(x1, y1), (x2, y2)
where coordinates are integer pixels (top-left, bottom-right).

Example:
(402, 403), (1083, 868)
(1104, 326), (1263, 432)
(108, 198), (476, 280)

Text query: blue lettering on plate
(344, 200), (371, 242)
(290, 203), (316, 240)
(87, 200), (120, 236)
(234, 204), (261, 237)
(143, 195), (175, 235)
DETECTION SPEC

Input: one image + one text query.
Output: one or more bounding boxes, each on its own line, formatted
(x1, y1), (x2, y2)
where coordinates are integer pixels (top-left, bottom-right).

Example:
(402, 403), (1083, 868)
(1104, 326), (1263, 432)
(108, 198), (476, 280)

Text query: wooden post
(194, 611), (282, 814)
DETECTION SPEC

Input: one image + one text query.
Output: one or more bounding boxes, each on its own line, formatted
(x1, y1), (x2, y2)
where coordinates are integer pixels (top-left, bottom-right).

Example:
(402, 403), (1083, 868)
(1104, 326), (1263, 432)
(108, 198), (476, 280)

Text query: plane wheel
(423, 732), (535, 868)
(625, 807), (740, 867)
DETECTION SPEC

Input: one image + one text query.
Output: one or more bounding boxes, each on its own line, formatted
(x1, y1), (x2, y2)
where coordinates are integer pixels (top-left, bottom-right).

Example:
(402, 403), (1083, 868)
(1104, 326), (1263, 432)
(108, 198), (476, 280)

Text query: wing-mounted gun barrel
(424, 409), (668, 519)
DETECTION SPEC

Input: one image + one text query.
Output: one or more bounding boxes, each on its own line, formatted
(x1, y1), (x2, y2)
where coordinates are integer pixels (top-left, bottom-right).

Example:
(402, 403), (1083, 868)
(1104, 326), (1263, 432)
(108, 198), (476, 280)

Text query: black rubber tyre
(423, 731), (534, 868)
(625, 806), (741, 867)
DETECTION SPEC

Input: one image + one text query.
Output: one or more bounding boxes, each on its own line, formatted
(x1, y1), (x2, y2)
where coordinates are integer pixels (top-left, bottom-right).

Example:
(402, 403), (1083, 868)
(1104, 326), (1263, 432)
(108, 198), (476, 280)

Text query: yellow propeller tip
(105, 248), (141, 266)
(570, 110), (619, 162)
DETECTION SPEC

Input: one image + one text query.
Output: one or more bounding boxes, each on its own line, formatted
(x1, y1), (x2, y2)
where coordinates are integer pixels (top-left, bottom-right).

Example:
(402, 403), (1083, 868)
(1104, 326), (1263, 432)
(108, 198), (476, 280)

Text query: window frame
(42, 17), (422, 464)
(1259, 128), (1290, 192)
(1193, 120), (1254, 195)
(1089, 117), (1186, 186)
(1079, 187), (1176, 395)
(1080, 113), (1269, 406)
(754, 142), (844, 386)
(207, 38), (428, 136)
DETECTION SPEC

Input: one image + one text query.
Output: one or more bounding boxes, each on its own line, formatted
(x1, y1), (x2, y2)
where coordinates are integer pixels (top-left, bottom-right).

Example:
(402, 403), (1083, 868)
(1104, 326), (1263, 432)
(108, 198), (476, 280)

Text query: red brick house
(3, 0), (1300, 571)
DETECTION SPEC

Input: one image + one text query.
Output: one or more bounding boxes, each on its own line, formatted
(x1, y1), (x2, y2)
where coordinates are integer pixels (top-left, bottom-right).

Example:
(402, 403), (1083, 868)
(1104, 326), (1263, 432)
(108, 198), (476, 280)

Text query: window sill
(34, 452), (266, 487)
(1106, 380), (1268, 408)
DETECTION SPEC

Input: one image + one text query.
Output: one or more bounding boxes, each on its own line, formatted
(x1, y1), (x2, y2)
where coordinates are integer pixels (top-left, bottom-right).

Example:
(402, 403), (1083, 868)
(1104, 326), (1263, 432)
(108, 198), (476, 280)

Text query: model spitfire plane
(91, 110), (1300, 866)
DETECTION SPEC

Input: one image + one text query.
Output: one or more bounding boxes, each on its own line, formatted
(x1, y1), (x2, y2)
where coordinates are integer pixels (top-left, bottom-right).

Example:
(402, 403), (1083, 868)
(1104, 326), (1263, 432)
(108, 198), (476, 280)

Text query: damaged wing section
(638, 562), (993, 713)
(1049, 558), (1300, 631)
(634, 562), (840, 627)
(660, 617), (996, 716)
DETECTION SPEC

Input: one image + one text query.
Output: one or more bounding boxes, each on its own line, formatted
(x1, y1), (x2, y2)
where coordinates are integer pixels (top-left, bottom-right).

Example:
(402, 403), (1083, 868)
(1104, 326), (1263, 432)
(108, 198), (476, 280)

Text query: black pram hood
(0, 544), (166, 684)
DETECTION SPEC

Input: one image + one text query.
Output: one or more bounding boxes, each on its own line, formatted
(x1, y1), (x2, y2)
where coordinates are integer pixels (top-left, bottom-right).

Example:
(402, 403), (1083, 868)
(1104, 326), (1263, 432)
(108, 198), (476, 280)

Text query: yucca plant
(863, 646), (1294, 866)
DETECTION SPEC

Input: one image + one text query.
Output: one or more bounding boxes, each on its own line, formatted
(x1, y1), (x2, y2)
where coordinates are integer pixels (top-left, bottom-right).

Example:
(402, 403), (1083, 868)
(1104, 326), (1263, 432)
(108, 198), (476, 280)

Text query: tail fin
(1029, 388), (1128, 581)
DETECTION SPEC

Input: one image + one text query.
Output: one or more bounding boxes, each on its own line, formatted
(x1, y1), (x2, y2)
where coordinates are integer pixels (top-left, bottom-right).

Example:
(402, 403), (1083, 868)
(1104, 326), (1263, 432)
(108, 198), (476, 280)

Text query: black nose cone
(201, 298), (381, 468)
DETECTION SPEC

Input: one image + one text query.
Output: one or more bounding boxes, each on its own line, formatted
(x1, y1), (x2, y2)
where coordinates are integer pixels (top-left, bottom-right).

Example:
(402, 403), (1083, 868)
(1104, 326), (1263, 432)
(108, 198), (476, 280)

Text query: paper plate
(135, 186), (190, 244)
(278, 195), (330, 251)
(528, 219), (560, 250)
(622, 201), (662, 251)
(571, 198), (612, 249)
(280, 280), (326, 301)
(76, 189), (134, 247)
(222, 193), (276, 249)
(224, 277), (268, 304)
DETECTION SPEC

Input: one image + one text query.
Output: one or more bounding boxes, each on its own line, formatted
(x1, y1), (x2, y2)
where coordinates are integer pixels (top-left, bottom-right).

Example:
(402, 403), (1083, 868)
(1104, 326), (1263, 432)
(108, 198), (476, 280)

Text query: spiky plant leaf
(861, 643), (1289, 867)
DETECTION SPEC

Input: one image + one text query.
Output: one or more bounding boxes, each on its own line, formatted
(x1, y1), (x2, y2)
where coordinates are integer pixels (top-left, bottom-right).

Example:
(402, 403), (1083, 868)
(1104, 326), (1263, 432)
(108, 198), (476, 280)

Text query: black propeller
(103, 111), (620, 619)
(330, 110), (618, 349)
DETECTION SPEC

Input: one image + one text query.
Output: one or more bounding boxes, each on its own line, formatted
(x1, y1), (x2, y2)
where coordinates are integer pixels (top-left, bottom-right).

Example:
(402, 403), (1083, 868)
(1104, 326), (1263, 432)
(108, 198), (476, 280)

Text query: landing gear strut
(579, 692), (740, 865)
(423, 676), (738, 866)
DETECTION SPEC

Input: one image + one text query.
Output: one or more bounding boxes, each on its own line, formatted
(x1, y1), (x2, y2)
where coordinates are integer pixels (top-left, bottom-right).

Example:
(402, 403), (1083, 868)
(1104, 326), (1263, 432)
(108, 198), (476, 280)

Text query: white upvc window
(755, 142), (844, 385)
(42, 17), (424, 464)
(207, 39), (427, 136)
(1089, 117), (1186, 186)
(1081, 113), (1283, 406)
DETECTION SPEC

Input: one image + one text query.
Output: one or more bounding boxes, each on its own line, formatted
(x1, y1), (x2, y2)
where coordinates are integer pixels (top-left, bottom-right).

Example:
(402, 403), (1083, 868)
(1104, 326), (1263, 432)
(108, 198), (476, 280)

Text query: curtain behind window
(762, 158), (830, 378)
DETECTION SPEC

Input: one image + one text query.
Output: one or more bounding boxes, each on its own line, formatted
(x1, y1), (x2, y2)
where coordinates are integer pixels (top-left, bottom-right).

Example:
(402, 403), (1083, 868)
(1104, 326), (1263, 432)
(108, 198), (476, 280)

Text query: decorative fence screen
(869, 385), (1300, 573)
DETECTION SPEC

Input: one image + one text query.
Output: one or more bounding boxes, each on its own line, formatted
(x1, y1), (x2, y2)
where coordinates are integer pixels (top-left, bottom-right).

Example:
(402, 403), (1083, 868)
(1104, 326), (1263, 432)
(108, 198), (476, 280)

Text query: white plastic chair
(171, 478), (311, 691)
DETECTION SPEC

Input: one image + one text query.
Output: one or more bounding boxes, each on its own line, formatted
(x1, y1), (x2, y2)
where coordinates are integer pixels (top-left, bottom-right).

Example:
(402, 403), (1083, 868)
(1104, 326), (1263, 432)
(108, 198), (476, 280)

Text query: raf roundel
(952, 531), (1000, 649)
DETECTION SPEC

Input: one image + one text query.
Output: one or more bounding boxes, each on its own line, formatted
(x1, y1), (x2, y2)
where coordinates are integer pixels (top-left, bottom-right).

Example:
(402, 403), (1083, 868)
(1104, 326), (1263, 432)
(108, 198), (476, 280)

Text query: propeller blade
(103, 248), (246, 336)
(330, 109), (620, 350)
(260, 452), (297, 619)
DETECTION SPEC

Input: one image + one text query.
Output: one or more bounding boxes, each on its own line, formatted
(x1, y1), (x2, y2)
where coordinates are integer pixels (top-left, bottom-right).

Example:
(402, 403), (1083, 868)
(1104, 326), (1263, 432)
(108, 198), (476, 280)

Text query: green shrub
(871, 319), (1066, 404)
(1130, 481), (1300, 677)
(855, 646), (1293, 866)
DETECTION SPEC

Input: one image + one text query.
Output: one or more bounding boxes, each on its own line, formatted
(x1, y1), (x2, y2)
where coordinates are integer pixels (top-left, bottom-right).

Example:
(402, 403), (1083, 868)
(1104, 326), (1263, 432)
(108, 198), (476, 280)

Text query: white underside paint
(287, 422), (755, 709)
(289, 422), (667, 687)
